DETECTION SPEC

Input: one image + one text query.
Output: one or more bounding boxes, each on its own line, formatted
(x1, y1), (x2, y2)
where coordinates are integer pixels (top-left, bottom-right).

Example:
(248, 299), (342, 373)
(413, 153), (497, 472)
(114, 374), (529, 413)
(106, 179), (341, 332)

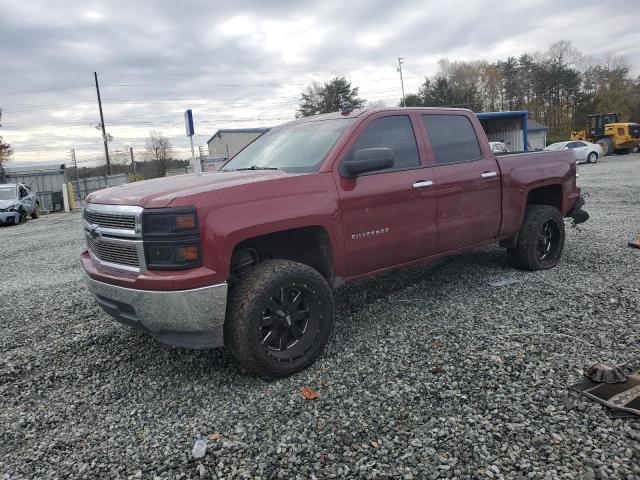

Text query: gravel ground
(1, 154), (640, 480)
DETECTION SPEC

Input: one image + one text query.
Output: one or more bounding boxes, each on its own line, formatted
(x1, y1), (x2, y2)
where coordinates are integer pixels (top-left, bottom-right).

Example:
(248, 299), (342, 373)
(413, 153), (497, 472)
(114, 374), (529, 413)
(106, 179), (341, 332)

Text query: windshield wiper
(234, 165), (279, 171)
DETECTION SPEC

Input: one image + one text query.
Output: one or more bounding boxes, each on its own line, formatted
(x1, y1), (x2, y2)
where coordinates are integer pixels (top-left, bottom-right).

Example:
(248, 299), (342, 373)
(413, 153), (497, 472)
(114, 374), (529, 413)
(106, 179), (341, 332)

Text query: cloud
(0, 0), (638, 164)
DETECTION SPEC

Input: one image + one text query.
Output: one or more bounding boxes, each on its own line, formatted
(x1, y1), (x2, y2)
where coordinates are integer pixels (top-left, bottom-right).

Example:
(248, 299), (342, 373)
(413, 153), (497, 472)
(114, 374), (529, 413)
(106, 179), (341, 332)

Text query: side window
(574, 142), (586, 148)
(348, 116), (420, 171)
(618, 127), (625, 136)
(19, 186), (27, 198)
(422, 115), (482, 165)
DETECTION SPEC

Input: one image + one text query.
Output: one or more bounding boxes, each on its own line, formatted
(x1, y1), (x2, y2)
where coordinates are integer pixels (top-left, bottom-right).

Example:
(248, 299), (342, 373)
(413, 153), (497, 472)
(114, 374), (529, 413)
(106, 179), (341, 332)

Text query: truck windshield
(0, 187), (16, 200)
(222, 118), (353, 173)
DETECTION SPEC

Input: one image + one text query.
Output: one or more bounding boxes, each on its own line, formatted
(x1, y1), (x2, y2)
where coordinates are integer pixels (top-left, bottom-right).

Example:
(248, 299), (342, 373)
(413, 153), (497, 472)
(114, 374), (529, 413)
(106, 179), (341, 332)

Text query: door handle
(412, 180), (433, 189)
(481, 171), (498, 179)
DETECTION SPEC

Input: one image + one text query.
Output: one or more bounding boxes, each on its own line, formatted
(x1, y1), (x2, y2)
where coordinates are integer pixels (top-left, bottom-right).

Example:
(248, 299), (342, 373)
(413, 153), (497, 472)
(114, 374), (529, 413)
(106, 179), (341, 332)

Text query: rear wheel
(597, 137), (613, 156)
(508, 205), (565, 271)
(225, 260), (334, 378)
(587, 152), (598, 164)
(31, 202), (40, 219)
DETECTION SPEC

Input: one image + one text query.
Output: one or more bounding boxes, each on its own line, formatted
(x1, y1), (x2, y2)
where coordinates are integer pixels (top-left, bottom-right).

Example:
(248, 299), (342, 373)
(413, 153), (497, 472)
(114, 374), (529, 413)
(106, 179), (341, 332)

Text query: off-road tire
(31, 202), (40, 219)
(587, 152), (598, 164)
(508, 205), (565, 271)
(225, 259), (334, 378)
(597, 137), (613, 156)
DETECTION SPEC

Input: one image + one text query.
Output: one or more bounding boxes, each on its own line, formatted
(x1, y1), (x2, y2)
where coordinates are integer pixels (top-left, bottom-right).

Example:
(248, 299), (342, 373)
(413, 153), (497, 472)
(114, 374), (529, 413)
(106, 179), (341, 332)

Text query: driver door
(334, 113), (437, 278)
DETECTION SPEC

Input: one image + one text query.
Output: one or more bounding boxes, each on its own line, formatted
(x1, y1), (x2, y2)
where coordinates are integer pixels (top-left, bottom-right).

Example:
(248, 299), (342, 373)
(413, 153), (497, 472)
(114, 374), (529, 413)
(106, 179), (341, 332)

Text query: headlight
(142, 206), (198, 236)
(142, 206), (201, 270)
(8, 204), (18, 212)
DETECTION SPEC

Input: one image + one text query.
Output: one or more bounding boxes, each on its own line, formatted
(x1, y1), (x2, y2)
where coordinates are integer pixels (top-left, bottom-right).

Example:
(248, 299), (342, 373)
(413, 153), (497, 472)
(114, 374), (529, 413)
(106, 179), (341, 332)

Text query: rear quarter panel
(497, 150), (578, 238)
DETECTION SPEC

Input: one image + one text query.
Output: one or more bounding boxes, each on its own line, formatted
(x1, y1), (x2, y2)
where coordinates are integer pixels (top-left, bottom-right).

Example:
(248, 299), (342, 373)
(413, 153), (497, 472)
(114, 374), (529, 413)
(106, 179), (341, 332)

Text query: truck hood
(0, 199), (17, 209)
(86, 170), (300, 208)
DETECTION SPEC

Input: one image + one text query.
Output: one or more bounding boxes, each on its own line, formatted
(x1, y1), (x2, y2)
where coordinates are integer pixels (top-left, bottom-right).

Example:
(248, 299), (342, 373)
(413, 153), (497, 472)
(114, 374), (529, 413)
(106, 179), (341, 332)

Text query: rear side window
(422, 115), (482, 165)
(348, 116), (420, 171)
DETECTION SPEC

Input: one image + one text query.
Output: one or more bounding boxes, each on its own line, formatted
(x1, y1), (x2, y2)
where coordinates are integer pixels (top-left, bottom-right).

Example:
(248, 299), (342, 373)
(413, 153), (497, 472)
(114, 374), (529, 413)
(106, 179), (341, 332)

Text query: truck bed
(495, 149), (578, 237)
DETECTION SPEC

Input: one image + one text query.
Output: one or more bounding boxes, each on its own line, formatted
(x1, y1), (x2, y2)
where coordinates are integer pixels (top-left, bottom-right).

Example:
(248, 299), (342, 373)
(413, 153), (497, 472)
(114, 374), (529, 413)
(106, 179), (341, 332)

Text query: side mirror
(343, 148), (395, 177)
(563, 146), (570, 150)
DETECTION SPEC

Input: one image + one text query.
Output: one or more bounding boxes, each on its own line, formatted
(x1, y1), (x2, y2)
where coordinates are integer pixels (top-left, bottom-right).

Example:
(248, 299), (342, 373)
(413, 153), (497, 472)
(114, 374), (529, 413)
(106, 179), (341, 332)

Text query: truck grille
(86, 235), (140, 268)
(83, 210), (136, 230)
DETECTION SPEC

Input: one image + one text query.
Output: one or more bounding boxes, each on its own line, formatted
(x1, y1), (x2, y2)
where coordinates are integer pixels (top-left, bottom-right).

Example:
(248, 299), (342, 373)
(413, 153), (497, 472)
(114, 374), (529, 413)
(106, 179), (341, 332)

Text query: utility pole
(70, 148), (82, 207)
(129, 147), (137, 181)
(397, 57), (406, 107)
(94, 72), (112, 175)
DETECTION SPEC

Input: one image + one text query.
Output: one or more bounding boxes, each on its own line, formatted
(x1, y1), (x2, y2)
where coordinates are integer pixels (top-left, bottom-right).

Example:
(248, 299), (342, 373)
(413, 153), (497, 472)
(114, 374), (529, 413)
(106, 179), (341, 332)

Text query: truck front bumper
(84, 273), (228, 349)
(0, 212), (19, 224)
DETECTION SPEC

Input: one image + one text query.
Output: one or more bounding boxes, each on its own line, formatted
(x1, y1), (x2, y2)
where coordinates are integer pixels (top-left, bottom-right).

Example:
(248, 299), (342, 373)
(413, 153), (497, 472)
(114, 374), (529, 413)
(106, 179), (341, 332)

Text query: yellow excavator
(571, 113), (640, 156)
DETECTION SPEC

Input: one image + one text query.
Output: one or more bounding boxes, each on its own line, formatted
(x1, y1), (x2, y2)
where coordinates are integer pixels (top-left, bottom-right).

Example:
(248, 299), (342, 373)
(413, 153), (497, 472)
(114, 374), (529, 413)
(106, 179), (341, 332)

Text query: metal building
(1, 162), (67, 212)
(1, 162), (129, 212)
(206, 127), (269, 160)
(477, 111), (529, 152)
(527, 120), (549, 150)
(476, 111), (549, 151)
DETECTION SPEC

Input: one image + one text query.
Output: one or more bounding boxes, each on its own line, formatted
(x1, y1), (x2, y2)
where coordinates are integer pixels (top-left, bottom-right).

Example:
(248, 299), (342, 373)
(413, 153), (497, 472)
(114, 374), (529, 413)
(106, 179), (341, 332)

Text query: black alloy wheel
(507, 204), (565, 271)
(537, 219), (561, 262)
(225, 259), (334, 378)
(259, 283), (321, 362)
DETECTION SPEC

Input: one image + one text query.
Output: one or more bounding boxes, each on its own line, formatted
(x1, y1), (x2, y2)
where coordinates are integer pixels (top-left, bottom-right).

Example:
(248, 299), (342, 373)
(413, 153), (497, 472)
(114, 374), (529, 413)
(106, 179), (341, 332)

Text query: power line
(0, 85), (93, 96)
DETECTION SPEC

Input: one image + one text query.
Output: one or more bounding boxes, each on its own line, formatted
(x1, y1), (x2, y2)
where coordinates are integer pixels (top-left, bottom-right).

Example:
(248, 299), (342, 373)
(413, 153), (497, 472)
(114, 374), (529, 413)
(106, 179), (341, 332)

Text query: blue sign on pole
(184, 109), (194, 136)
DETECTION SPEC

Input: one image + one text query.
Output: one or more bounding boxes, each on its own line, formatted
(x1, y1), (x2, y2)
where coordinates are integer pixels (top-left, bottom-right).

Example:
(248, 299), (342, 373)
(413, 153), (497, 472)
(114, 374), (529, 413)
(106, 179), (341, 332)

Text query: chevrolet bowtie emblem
(89, 224), (100, 239)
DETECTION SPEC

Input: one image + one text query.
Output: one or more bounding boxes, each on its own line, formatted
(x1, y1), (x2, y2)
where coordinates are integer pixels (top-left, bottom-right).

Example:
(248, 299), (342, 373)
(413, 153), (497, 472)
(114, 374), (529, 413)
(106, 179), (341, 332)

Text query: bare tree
(0, 136), (13, 181)
(143, 131), (174, 177)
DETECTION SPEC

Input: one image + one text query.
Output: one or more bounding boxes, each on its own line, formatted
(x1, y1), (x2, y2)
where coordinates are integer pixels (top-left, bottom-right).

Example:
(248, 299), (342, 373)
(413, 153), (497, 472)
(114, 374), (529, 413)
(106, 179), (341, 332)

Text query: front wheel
(225, 260), (334, 378)
(587, 152), (598, 164)
(507, 205), (565, 271)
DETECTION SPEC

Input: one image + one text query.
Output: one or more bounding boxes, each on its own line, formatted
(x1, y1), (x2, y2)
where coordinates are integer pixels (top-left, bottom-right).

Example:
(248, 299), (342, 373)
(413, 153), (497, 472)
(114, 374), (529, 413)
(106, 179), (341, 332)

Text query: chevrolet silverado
(81, 108), (587, 378)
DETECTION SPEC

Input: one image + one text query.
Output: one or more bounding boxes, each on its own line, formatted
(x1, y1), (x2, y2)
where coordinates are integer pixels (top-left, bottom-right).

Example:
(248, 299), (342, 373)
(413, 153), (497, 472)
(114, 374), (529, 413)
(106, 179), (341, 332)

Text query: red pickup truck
(81, 108), (587, 377)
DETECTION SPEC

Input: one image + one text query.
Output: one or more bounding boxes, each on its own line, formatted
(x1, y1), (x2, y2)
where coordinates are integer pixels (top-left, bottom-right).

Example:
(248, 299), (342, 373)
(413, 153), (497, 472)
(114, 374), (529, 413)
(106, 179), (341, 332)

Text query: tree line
(298, 41), (640, 140)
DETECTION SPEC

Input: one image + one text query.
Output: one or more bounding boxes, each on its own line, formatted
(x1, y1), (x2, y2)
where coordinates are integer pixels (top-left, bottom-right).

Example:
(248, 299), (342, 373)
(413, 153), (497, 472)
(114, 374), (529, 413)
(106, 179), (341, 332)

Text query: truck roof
(284, 106), (475, 126)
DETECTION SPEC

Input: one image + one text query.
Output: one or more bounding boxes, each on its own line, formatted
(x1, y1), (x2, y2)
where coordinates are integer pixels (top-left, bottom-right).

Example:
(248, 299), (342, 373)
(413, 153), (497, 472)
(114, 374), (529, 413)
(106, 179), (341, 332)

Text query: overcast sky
(1, 0), (638, 166)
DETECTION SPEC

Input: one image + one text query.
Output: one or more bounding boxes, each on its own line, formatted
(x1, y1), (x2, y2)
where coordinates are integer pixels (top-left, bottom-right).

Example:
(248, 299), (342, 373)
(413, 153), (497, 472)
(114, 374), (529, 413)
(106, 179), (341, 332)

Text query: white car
(545, 140), (601, 164)
(489, 141), (509, 153)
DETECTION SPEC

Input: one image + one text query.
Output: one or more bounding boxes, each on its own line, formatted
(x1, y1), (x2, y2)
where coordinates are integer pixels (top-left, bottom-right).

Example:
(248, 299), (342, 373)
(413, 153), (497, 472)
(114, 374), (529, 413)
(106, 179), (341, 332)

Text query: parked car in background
(489, 141), (509, 153)
(545, 140), (601, 164)
(0, 183), (40, 225)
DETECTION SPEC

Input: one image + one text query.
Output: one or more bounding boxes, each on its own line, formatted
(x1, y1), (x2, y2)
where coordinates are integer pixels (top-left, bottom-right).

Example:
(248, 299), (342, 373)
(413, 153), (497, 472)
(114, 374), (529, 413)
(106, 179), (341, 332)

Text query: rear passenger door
(420, 113), (502, 252)
(335, 113), (437, 277)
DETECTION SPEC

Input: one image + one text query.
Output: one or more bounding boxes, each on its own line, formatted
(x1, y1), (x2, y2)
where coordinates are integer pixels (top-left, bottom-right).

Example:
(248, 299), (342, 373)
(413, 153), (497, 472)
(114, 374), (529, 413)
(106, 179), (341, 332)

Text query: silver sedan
(545, 140), (602, 164)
